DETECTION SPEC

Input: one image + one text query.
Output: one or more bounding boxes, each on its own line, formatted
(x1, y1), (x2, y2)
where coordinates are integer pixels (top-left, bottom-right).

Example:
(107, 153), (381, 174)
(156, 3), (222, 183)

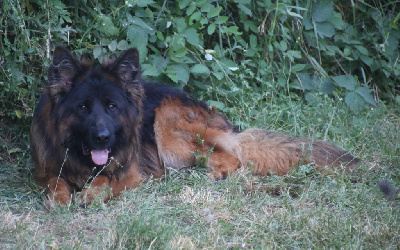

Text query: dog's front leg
(45, 177), (74, 207)
(80, 165), (144, 206)
(80, 175), (112, 206)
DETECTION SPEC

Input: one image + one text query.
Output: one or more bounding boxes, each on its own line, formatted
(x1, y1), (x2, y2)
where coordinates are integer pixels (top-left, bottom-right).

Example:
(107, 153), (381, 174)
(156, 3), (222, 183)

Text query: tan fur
(45, 177), (73, 206)
(154, 99), (359, 179)
(154, 99), (241, 179)
(236, 128), (358, 175)
(80, 163), (144, 205)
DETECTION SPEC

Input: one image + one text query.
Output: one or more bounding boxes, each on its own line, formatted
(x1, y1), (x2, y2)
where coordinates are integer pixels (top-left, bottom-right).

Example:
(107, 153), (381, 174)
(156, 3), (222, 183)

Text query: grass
(0, 93), (399, 249)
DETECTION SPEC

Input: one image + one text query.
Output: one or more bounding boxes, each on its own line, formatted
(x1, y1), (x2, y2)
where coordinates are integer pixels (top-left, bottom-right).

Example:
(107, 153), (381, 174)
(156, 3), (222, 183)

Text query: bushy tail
(236, 128), (359, 175)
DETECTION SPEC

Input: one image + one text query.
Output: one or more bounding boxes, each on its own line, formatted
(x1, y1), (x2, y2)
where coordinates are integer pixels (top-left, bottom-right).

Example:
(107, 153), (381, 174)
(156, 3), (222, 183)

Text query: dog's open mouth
(91, 149), (109, 165)
(82, 144), (110, 165)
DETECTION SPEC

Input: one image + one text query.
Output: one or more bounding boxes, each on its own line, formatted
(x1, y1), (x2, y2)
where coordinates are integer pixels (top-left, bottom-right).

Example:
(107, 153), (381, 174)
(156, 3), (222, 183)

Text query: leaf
(93, 46), (103, 59)
(191, 64), (210, 75)
(329, 11), (346, 30)
(126, 27), (148, 62)
(99, 16), (119, 36)
(117, 40), (129, 50)
(141, 65), (160, 77)
(305, 92), (318, 104)
(249, 35), (257, 49)
(277, 77), (286, 87)
(184, 28), (199, 46)
(303, 17), (313, 30)
(15, 110), (22, 119)
(165, 64), (190, 84)
(127, 27), (149, 48)
(62, 15), (72, 23)
(136, 0), (154, 7)
(213, 71), (224, 80)
(287, 8), (303, 19)
(108, 40), (117, 52)
(173, 64), (190, 84)
(130, 16), (154, 34)
(179, 0), (191, 9)
(174, 18), (187, 33)
(145, 7), (154, 22)
(208, 23), (216, 35)
(312, 0), (333, 23)
(223, 26), (242, 35)
(170, 34), (185, 51)
(279, 40), (288, 52)
(214, 16), (229, 24)
(200, 3), (213, 13)
(332, 75), (357, 91)
(186, 3), (196, 16)
(189, 12), (201, 25)
(355, 86), (377, 106)
(345, 92), (367, 113)
(360, 55), (373, 66)
(355, 45), (369, 55)
(238, 4), (252, 16)
(124, 0), (136, 7)
(157, 31), (165, 40)
(8, 147), (22, 154)
(314, 21), (335, 38)
(284, 50), (302, 61)
(192, 80), (207, 90)
(206, 100), (225, 110)
(320, 77), (335, 94)
(166, 67), (177, 83)
(207, 6), (222, 18)
(297, 73), (316, 90)
(173, 48), (187, 58)
(291, 64), (306, 72)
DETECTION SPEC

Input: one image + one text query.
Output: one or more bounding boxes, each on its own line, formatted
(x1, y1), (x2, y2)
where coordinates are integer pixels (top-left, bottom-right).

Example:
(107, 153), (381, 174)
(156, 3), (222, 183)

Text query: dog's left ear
(111, 48), (141, 84)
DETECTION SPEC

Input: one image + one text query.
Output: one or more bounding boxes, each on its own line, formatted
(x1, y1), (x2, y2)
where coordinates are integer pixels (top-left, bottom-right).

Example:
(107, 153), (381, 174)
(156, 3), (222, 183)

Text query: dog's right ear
(47, 46), (80, 101)
(48, 46), (80, 87)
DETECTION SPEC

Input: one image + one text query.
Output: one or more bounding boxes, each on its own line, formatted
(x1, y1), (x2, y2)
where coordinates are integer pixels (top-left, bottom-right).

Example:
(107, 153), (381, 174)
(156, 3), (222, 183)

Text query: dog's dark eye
(108, 103), (117, 110)
(79, 105), (88, 111)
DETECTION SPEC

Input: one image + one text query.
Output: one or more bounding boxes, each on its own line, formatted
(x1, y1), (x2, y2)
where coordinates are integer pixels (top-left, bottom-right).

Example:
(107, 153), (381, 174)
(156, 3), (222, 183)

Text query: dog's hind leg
(154, 98), (241, 179)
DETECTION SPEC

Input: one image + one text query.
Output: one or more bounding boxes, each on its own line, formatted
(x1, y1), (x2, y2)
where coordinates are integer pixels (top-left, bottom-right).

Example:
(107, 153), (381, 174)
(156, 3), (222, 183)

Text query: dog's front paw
(79, 176), (112, 207)
(79, 184), (112, 207)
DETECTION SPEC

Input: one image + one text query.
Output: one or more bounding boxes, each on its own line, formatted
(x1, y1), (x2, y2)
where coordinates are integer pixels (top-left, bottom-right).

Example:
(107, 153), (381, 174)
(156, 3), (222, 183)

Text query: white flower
(228, 67), (239, 71)
(204, 49), (215, 61)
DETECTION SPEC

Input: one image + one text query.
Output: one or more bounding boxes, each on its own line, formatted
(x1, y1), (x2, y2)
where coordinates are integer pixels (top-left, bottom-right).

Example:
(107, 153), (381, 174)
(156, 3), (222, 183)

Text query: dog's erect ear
(47, 46), (81, 102)
(110, 48), (141, 84)
(48, 46), (80, 87)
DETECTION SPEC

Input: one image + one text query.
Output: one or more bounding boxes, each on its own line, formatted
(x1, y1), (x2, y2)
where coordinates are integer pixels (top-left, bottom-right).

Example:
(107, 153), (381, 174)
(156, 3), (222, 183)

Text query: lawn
(1, 94), (399, 249)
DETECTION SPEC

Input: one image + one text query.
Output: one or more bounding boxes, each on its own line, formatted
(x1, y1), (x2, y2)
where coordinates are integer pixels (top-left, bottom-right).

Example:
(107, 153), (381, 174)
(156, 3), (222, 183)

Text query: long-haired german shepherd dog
(30, 47), (359, 206)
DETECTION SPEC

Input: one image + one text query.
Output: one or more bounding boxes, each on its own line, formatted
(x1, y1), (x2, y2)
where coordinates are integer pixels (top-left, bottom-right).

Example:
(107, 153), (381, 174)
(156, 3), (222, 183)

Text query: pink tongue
(91, 149), (109, 165)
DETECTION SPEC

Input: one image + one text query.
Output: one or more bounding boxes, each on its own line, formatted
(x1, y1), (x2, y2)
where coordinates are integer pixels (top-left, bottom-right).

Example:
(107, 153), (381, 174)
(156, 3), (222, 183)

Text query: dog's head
(46, 47), (144, 166)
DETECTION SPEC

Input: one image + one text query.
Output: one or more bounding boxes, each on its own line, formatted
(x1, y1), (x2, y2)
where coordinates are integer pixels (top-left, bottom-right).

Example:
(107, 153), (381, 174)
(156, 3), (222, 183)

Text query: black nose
(94, 129), (111, 144)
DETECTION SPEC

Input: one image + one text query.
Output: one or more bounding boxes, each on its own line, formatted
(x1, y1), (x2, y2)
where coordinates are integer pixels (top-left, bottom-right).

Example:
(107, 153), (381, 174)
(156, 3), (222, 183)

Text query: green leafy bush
(1, 0), (399, 122)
